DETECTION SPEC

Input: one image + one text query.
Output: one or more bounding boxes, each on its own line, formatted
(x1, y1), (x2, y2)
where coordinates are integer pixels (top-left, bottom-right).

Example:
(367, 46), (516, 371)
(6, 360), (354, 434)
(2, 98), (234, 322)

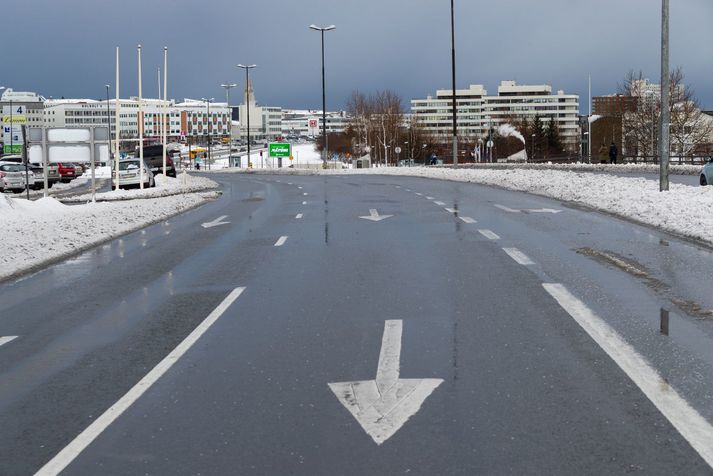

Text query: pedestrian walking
(609, 142), (618, 164)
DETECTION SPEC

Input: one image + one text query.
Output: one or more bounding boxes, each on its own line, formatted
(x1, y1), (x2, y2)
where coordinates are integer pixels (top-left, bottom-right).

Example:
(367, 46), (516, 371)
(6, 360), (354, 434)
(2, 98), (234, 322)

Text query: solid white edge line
(502, 247), (535, 266)
(478, 229), (500, 240)
(543, 283), (713, 469)
(35, 287), (246, 476)
(295, 213), (303, 219)
(274, 236), (288, 247)
(0, 336), (18, 347)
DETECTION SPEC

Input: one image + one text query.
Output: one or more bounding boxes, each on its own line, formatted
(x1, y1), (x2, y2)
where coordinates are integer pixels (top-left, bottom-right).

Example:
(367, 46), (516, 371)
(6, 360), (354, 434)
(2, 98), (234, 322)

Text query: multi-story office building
(411, 81), (580, 150)
(0, 89), (45, 152)
(234, 82), (283, 143)
(281, 110), (348, 138)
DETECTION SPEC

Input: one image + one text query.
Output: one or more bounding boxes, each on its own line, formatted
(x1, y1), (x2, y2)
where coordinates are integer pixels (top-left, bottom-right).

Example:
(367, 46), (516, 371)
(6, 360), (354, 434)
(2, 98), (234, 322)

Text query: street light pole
(659, 0), (670, 191)
(201, 97), (214, 170)
(237, 64), (257, 167)
(309, 24), (335, 169)
(221, 83), (237, 151)
(450, 0), (458, 166)
(105, 85), (111, 165)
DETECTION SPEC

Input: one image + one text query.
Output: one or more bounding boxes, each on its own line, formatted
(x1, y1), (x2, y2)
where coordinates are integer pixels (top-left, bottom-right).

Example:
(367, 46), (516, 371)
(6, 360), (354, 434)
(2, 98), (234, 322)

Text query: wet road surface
(1, 173), (713, 475)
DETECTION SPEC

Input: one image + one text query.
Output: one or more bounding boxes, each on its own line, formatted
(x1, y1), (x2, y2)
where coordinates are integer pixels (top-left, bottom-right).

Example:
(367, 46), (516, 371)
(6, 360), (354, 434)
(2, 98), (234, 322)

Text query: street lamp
(309, 24), (335, 169)
(659, 0), (670, 191)
(237, 64), (257, 168)
(221, 83), (237, 148)
(201, 97), (214, 170)
(450, 0), (458, 166)
(105, 85), (112, 165)
(0, 86), (5, 153)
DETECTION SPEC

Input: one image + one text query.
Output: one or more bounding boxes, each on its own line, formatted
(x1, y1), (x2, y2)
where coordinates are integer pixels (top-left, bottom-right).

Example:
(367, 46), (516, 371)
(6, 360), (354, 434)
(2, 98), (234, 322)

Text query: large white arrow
(328, 320), (443, 445)
(494, 204), (562, 214)
(359, 209), (393, 222)
(201, 215), (230, 228)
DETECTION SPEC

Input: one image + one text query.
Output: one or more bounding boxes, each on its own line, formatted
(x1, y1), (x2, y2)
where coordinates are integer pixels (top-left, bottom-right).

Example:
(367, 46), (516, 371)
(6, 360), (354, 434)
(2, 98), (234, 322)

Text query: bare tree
(619, 68), (713, 160)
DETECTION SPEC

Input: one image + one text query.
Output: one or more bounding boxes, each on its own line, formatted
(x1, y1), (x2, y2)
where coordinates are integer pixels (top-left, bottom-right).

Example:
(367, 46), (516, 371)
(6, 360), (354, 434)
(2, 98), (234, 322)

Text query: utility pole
(237, 64), (256, 167)
(659, 0), (670, 191)
(450, 0), (458, 166)
(309, 25), (335, 169)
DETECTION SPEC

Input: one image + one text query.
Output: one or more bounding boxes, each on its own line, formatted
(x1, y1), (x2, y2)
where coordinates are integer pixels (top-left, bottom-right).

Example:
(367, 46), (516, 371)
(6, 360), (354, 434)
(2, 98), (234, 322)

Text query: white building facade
(411, 81), (580, 150)
(281, 109), (348, 138)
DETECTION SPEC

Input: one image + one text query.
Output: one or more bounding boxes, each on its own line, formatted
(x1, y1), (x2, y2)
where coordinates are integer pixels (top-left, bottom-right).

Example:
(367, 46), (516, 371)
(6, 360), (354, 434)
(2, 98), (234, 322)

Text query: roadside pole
(659, 0), (670, 191)
(115, 46), (121, 191)
(162, 46), (168, 177)
(42, 127), (48, 197)
(138, 44), (145, 190)
(90, 127), (96, 202)
(21, 124), (29, 200)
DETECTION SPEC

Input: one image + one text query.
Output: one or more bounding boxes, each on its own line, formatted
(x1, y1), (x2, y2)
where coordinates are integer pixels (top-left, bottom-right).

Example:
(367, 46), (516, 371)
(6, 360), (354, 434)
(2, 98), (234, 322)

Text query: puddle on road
(576, 247), (713, 320)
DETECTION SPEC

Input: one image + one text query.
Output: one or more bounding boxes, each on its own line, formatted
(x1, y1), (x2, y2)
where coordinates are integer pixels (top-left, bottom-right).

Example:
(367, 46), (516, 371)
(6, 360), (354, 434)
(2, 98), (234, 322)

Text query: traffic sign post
(269, 143), (291, 169)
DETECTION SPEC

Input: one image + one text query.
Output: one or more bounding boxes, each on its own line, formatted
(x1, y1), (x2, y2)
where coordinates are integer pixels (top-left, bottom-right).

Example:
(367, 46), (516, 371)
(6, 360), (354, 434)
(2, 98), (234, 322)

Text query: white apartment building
(411, 81), (580, 150)
(282, 109), (348, 138)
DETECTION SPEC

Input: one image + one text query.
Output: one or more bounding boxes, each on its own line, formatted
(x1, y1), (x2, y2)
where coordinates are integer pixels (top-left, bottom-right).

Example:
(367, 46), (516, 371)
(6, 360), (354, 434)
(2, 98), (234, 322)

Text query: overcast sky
(3, 0), (712, 110)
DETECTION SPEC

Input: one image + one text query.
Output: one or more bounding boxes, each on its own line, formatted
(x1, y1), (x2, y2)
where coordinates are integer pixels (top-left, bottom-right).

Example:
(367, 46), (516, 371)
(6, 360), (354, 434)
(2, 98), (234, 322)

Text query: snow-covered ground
(233, 166), (713, 247)
(61, 172), (218, 203)
(208, 143), (327, 170)
(0, 190), (218, 282)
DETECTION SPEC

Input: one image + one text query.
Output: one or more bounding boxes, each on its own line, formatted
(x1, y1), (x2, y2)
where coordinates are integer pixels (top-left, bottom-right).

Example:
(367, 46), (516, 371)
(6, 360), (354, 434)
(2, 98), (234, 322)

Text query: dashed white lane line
(426, 196), (435, 200)
(434, 201), (446, 206)
(444, 208), (457, 214)
(274, 236), (288, 247)
(35, 287), (247, 476)
(288, 182), (293, 185)
(459, 217), (477, 224)
(478, 229), (500, 240)
(303, 193), (308, 196)
(405, 189), (412, 192)
(298, 186), (303, 189)
(502, 247), (535, 266)
(0, 336), (18, 348)
(415, 192), (423, 196)
(543, 283), (713, 469)
(302, 201), (307, 205)
(295, 213), (303, 219)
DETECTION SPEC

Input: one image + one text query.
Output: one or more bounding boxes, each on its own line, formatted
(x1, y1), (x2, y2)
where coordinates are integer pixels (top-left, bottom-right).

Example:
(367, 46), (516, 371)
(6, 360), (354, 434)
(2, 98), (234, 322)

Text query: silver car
(0, 162), (30, 193)
(701, 158), (713, 186)
(112, 159), (155, 189)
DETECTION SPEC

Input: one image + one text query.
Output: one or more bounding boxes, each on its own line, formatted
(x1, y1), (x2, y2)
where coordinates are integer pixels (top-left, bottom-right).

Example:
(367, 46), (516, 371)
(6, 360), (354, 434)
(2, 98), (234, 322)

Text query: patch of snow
(0, 192), (217, 282)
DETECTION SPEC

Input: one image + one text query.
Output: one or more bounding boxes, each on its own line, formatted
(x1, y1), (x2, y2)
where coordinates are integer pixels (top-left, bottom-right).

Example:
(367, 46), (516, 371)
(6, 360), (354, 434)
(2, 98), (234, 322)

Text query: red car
(54, 162), (77, 183)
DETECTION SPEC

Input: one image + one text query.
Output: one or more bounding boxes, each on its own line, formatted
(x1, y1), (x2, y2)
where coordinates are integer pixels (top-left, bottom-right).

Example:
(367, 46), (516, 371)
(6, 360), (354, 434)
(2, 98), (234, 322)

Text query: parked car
(701, 157), (713, 186)
(0, 156), (60, 189)
(136, 144), (177, 177)
(54, 162), (78, 183)
(112, 158), (155, 189)
(0, 162), (31, 193)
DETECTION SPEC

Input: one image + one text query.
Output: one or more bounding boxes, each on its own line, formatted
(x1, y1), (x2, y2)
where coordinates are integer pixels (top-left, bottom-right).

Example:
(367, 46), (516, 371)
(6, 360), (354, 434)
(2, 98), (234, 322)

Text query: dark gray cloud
(3, 0), (712, 109)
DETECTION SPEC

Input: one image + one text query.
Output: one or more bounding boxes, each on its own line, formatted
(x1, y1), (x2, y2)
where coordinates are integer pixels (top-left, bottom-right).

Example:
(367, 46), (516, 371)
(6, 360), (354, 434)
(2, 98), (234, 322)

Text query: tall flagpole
(138, 44), (144, 189)
(115, 47), (121, 190)
(162, 46), (168, 176)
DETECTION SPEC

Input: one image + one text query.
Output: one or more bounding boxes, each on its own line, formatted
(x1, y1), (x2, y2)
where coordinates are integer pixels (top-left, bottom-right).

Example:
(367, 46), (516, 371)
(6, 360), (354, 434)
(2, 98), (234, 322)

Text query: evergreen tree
(545, 117), (562, 156)
(532, 115), (545, 160)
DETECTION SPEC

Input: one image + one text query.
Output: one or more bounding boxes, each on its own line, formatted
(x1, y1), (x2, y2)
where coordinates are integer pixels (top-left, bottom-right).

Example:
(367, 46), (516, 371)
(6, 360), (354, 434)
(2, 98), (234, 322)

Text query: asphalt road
(1, 173), (713, 475)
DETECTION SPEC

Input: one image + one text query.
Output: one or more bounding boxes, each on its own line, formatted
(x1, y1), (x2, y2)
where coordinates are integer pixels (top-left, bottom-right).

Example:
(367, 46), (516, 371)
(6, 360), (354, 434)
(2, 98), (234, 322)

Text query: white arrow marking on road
(0, 336), (18, 348)
(201, 215), (230, 228)
(494, 204), (521, 213)
(528, 208), (563, 214)
(359, 209), (393, 222)
(328, 320), (443, 445)
(494, 204), (562, 214)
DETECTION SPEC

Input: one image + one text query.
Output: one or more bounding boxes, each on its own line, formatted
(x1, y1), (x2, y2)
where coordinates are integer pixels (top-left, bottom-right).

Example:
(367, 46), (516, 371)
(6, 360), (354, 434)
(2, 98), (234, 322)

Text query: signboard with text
(269, 143), (291, 158)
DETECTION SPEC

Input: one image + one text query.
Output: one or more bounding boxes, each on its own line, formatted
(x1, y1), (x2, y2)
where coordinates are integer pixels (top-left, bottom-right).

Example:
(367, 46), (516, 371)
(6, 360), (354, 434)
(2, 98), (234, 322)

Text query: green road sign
(269, 143), (291, 158)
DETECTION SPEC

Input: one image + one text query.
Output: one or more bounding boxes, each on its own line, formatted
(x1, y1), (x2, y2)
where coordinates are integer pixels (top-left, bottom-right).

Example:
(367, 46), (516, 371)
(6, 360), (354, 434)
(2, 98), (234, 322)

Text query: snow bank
(62, 171), (218, 203)
(351, 167), (713, 246)
(0, 191), (217, 282)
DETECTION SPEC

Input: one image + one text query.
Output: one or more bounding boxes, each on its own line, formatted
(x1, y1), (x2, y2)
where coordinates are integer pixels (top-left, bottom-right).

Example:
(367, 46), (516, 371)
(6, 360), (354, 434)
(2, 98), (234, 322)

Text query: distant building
(592, 95), (637, 117)
(235, 81), (282, 143)
(411, 80), (580, 151)
(281, 109), (348, 138)
(0, 89), (45, 151)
